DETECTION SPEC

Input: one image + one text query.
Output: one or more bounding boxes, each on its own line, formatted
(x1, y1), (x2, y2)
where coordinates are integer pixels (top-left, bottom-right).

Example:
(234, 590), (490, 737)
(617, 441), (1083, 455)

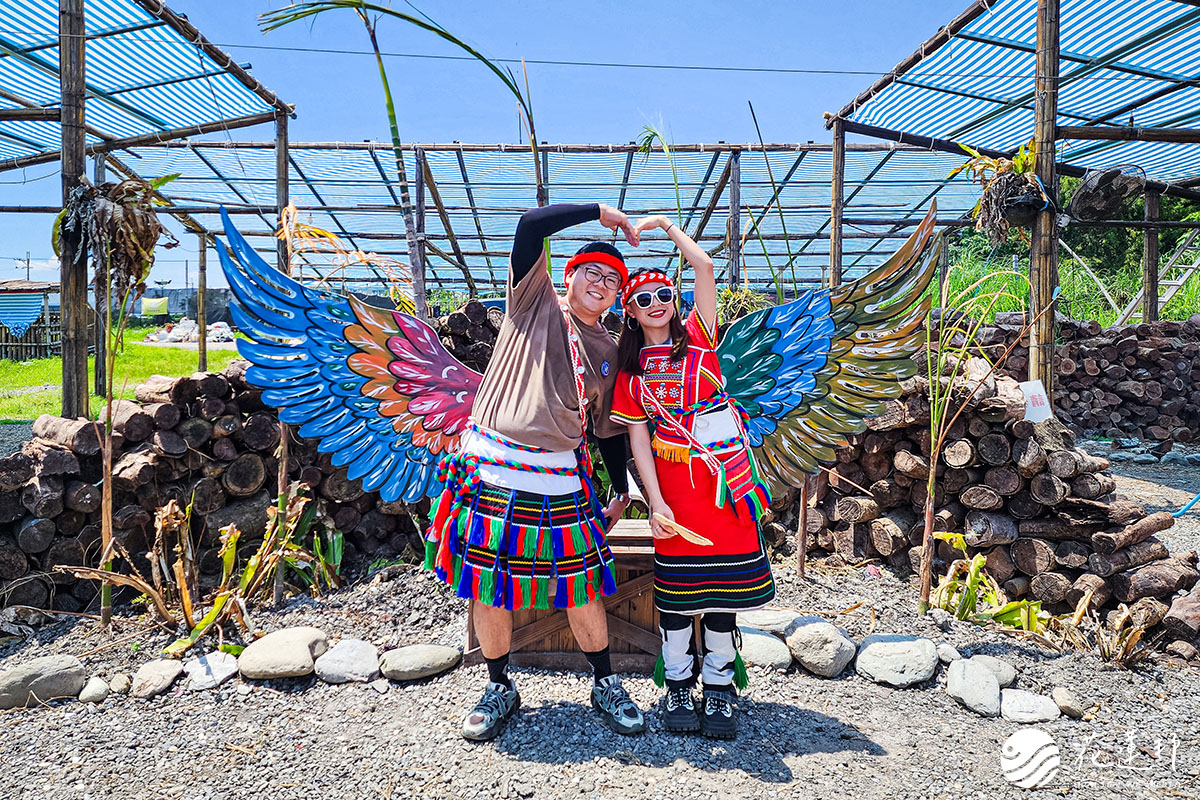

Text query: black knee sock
(485, 652), (511, 688)
(584, 646), (612, 683)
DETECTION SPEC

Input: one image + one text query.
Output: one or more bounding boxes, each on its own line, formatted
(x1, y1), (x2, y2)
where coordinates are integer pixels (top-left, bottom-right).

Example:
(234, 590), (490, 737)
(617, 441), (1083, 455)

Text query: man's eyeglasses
(579, 265), (623, 291)
(629, 286), (675, 309)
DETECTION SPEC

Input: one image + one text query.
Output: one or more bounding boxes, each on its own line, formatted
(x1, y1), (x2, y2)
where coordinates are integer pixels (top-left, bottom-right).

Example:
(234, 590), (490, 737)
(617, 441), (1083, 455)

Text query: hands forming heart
(598, 205), (676, 249)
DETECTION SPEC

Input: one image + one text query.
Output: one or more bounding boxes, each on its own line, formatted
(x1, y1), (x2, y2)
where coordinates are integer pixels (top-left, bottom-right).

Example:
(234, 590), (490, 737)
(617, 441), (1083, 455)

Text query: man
(425, 202), (642, 741)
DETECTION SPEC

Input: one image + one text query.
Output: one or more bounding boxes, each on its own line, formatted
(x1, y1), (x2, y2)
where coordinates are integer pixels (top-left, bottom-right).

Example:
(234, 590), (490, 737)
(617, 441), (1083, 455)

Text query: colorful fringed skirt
(424, 427), (617, 611)
(652, 448), (775, 615)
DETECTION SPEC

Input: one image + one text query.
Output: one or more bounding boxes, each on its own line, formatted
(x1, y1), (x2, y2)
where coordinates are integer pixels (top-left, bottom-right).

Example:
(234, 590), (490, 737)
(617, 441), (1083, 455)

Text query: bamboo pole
(1142, 189), (1161, 323)
(273, 111), (289, 607)
(1058, 125), (1200, 143)
(830, 117), (846, 288)
(1028, 0), (1060, 398)
(59, 0), (89, 420)
(796, 480), (809, 579)
(92, 156), (106, 398)
(726, 150), (741, 287)
(197, 233), (208, 372)
(414, 148), (430, 303)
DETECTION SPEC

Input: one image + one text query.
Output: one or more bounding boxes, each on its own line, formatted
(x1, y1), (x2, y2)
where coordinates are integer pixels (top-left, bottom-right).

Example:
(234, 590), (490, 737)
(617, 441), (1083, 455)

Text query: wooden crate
(463, 519), (660, 673)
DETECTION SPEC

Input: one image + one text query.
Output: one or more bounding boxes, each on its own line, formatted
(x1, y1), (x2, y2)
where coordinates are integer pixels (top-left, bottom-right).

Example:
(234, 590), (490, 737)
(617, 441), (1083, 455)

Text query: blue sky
(0, 0), (965, 289)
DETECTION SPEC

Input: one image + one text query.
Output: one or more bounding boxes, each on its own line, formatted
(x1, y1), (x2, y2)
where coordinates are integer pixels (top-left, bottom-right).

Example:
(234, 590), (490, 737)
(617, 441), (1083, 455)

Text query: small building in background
(0, 280), (59, 361)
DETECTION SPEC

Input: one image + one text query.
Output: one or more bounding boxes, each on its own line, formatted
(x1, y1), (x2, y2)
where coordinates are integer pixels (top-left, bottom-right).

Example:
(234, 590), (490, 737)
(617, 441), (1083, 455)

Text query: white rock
(936, 642), (962, 664)
(737, 608), (804, 637)
(130, 660), (183, 699)
(970, 654), (1017, 688)
(736, 626), (792, 671)
(0, 655), (87, 709)
(315, 639), (381, 684)
(1051, 686), (1084, 719)
(238, 627), (328, 680)
(946, 659), (1000, 717)
(379, 645), (462, 681)
(929, 608), (955, 630)
(109, 673), (130, 694)
(184, 652), (239, 691)
(1001, 689), (1061, 723)
(785, 621), (856, 678)
(855, 634), (939, 688)
(78, 676), (109, 704)
(368, 677), (390, 694)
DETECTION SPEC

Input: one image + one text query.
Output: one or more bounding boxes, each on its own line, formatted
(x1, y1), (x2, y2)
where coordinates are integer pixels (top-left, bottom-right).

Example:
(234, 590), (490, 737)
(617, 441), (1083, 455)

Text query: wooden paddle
(652, 513), (714, 546)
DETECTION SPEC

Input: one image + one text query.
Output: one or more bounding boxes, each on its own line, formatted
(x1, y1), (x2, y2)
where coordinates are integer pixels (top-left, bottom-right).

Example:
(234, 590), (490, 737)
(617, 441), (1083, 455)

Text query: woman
(610, 215), (775, 739)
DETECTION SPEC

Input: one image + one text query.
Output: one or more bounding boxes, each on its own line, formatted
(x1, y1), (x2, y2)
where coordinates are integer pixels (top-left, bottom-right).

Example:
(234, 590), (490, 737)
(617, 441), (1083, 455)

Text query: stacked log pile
(0, 365), (427, 613)
(976, 313), (1200, 441)
(764, 359), (1199, 642)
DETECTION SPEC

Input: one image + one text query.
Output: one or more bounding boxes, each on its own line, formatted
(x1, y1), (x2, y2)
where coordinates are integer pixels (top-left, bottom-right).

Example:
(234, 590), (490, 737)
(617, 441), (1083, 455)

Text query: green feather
(733, 652), (749, 691)
(652, 654), (666, 688)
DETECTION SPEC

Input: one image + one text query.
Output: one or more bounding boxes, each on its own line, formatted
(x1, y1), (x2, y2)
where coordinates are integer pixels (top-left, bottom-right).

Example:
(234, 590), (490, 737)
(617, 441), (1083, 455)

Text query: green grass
(0, 327), (241, 421)
(940, 248), (1200, 327)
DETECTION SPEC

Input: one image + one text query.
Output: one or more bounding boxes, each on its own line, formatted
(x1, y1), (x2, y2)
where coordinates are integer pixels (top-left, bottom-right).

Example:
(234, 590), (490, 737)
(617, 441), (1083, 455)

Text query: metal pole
(1028, 0), (1060, 398)
(197, 236), (207, 372)
(830, 117), (846, 288)
(59, 0), (88, 417)
(726, 149), (741, 287)
(1143, 189), (1161, 323)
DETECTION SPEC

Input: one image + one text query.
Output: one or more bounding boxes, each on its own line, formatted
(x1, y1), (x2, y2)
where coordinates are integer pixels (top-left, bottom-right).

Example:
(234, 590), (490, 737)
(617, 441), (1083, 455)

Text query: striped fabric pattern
(425, 482), (617, 611)
(0, 293), (43, 337)
(652, 549), (776, 615)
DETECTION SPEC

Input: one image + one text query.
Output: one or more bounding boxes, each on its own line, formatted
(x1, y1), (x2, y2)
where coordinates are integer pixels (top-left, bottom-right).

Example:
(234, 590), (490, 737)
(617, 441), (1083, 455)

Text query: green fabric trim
(733, 652), (749, 691)
(652, 653), (666, 688)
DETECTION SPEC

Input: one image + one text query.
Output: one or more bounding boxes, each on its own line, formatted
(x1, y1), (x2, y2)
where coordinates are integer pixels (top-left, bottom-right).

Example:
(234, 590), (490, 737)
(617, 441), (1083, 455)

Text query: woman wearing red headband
(610, 215), (775, 740)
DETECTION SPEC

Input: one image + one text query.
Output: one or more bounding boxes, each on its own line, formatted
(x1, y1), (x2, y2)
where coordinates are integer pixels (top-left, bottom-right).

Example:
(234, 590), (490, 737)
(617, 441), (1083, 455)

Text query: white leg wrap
(701, 626), (737, 687)
(661, 625), (695, 684)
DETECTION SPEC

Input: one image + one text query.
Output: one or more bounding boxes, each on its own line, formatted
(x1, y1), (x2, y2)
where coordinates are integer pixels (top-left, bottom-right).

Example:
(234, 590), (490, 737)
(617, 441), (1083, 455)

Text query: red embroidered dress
(611, 311), (775, 615)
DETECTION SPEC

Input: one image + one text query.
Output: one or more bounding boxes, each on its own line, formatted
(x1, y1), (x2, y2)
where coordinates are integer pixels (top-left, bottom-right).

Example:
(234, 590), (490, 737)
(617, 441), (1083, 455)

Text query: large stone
(738, 608), (804, 637)
(109, 673), (130, 694)
(736, 626), (792, 672)
(184, 652), (239, 691)
(1051, 686), (1084, 719)
(0, 655), (86, 709)
(78, 676), (110, 704)
(315, 639), (381, 684)
(1001, 689), (1061, 723)
(238, 627), (328, 680)
(379, 645), (462, 681)
(855, 634), (939, 688)
(786, 621), (856, 678)
(130, 660), (183, 699)
(946, 658), (1000, 717)
(969, 654), (1017, 688)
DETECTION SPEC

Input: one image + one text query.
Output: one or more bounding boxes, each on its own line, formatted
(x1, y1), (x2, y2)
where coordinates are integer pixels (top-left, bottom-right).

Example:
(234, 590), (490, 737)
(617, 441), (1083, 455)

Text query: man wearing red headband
(426, 202), (645, 742)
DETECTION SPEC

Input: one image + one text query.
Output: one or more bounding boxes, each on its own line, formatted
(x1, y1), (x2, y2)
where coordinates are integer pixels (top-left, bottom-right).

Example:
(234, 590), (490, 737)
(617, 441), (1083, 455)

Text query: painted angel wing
(217, 209), (481, 502)
(719, 203), (941, 491)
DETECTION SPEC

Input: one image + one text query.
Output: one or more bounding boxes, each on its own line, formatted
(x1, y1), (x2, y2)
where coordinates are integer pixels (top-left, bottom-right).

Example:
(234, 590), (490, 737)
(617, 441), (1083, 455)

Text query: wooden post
(415, 148), (429, 301)
(1143, 189), (1161, 323)
(1028, 0), (1060, 399)
(59, 0), (88, 418)
(197, 233), (208, 372)
(92, 156), (106, 397)
(726, 149), (741, 287)
(830, 117), (846, 288)
(273, 110), (289, 606)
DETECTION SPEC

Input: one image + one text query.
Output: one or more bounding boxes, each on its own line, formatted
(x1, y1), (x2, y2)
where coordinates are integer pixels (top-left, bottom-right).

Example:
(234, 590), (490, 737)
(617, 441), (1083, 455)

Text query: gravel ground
(1, 447), (1199, 799)
(0, 421), (33, 457)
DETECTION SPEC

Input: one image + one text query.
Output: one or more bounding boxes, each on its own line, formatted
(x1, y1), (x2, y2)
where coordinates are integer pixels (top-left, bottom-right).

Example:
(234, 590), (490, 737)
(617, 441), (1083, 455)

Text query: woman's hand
(650, 502), (678, 540)
(599, 204), (639, 247)
(633, 215), (673, 239)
